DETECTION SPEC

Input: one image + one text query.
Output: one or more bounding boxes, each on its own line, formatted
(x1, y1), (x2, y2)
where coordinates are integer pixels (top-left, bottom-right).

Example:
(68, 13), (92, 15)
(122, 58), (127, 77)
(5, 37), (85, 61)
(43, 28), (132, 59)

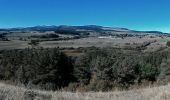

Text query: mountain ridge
(0, 25), (167, 34)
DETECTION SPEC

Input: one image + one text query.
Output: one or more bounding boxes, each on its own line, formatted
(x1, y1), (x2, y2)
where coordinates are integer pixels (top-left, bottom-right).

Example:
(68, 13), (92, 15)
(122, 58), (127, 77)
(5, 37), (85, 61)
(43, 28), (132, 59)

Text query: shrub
(91, 56), (114, 81)
(74, 55), (92, 85)
(28, 40), (39, 46)
(167, 41), (170, 47)
(139, 63), (158, 81)
(86, 80), (113, 91)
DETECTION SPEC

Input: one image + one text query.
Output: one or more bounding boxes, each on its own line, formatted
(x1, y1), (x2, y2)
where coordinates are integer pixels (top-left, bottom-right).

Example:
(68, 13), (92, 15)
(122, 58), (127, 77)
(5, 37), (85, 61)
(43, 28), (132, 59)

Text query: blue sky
(0, 0), (170, 32)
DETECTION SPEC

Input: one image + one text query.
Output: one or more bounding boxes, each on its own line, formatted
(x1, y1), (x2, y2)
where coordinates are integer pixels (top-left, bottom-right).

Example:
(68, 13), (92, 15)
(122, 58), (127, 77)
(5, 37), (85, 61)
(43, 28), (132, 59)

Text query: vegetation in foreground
(0, 47), (170, 92)
(0, 82), (170, 100)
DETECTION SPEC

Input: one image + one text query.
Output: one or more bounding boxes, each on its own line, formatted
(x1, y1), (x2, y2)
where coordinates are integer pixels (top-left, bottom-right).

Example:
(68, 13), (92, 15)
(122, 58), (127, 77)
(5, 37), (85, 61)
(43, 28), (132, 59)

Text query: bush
(139, 63), (158, 81)
(167, 41), (170, 47)
(91, 56), (114, 81)
(158, 55), (170, 81)
(86, 80), (113, 91)
(28, 40), (39, 46)
(74, 54), (92, 85)
(112, 56), (140, 87)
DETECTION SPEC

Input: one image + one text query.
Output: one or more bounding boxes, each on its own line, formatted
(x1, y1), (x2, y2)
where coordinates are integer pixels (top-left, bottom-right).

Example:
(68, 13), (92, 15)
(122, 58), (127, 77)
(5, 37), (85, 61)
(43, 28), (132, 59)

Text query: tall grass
(0, 83), (170, 100)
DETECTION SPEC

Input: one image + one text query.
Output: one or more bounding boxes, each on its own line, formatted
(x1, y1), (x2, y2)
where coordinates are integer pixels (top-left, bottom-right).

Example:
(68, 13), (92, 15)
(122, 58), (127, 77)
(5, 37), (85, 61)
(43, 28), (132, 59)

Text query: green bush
(139, 63), (158, 81)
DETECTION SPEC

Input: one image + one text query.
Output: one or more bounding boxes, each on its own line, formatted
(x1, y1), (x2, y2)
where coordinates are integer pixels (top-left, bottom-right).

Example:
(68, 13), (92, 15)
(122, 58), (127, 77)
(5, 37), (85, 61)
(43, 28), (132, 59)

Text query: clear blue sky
(0, 0), (170, 32)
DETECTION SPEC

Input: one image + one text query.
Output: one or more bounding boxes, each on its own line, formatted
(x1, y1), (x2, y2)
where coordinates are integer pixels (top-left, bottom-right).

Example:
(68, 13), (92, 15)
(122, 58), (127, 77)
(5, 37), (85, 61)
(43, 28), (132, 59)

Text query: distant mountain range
(0, 25), (167, 34)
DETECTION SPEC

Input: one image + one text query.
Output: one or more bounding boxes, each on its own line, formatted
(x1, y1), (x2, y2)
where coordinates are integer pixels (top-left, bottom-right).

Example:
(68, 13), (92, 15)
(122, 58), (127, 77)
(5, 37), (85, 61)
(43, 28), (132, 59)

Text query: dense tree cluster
(0, 34), (9, 41)
(0, 48), (74, 90)
(72, 48), (168, 91)
(0, 34), (4, 38)
(55, 30), (80, 35)
(31, 34), (59, 39)
(167, 41), (170, 47)
(0, 47), (170, 91)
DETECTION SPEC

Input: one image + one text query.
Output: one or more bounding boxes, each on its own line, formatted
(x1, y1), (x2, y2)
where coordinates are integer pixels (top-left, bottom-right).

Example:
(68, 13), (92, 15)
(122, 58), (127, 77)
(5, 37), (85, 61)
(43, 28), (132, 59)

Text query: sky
(0, 0), (170, 32)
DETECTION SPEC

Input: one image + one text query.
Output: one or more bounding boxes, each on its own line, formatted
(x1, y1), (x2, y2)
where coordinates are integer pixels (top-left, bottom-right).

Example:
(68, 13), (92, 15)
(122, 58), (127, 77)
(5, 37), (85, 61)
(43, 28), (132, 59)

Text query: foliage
(31, 34), (59, 38)
(73, 48), (169, 91)
(0, 48), (74, 90)
(0, 47), (170, 91)
(166, 41), (170, 47)
(55, 30), (80, 35)
(28, 40), (39, 46)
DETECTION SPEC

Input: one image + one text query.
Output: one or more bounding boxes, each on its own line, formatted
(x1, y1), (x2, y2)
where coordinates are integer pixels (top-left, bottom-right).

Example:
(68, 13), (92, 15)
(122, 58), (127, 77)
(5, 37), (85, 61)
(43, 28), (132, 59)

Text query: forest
(0, 47), (170, 91)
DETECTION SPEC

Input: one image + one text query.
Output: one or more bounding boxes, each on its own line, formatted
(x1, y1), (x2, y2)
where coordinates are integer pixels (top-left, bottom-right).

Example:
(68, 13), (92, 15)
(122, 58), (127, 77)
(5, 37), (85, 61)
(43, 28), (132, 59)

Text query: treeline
(55, 29), (90, 36)
(55, 30), (80, 35)
(0, 33), (9, 41)
(31, 34), (59, 39)
(0, 48), (170, 91)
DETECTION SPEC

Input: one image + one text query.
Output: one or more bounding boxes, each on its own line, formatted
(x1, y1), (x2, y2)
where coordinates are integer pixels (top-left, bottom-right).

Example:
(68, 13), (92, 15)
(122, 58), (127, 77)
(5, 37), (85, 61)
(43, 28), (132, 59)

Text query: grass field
(0, 40), (29, 50)
(1, 31), (170, 52)
(0, 83), (170, 100)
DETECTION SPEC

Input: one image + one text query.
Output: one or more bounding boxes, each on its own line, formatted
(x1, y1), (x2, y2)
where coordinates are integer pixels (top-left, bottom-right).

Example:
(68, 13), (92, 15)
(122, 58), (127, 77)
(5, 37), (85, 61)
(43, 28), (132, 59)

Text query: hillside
(0, 25), (169, 51)
(1, 26), (170, 100)
(0, 25), (166, 34)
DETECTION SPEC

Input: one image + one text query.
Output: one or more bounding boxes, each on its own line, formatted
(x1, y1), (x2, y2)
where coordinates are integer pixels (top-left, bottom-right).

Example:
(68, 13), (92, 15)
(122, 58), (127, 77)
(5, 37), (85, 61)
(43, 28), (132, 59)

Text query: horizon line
(0, 24), (169, 33)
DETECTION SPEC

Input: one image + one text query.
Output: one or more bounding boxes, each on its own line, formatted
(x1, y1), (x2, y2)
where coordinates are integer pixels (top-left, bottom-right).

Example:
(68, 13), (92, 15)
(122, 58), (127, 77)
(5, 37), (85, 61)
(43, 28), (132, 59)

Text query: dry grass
(0, 83), (170, 100)
(0, 40), (29, 50)
(1, 35), (170, 51)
